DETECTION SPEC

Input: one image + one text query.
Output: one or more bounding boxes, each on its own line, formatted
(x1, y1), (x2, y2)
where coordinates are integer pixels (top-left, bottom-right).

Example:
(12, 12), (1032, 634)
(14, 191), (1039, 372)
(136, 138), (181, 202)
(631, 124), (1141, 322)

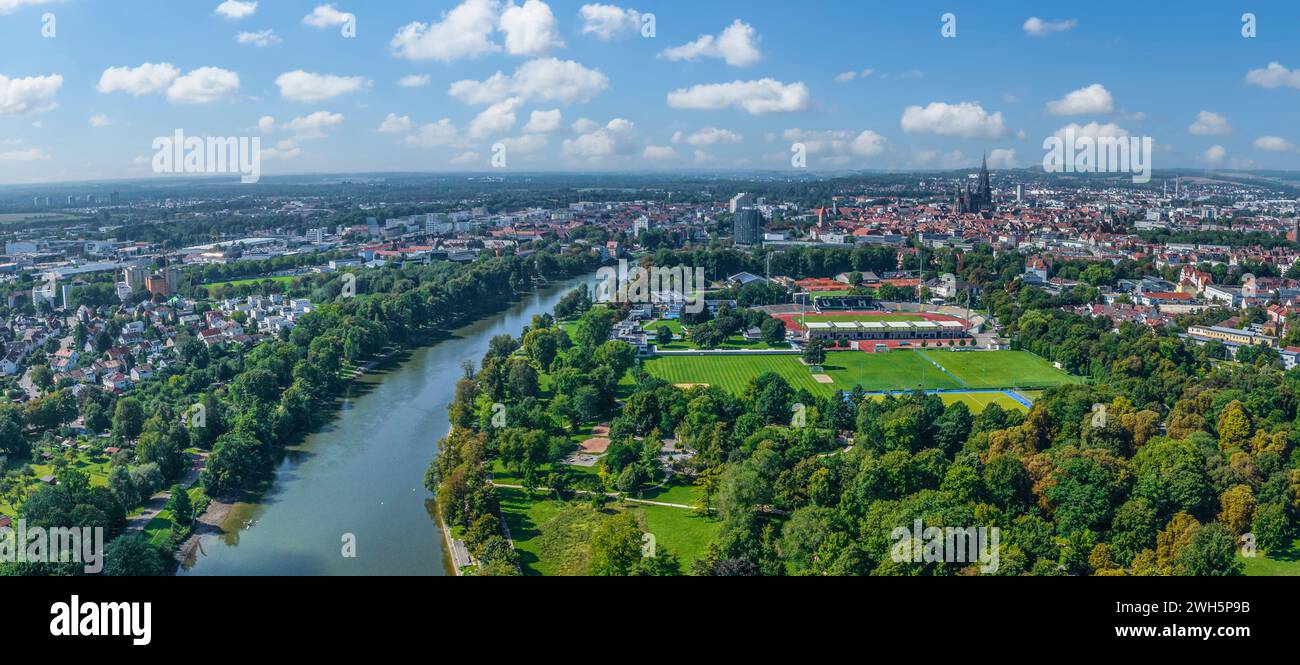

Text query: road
(124, 451), (209, 535)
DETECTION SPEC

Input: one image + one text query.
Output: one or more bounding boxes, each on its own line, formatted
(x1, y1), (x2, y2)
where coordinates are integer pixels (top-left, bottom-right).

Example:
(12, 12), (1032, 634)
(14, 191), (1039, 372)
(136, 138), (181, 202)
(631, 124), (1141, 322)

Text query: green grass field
(201, 275), (299, 288)
(1240, 539), (1300, 576)
(918, 349), (1078, 390)
(497, 487), (719, 576)
(644, 351), (962, 395)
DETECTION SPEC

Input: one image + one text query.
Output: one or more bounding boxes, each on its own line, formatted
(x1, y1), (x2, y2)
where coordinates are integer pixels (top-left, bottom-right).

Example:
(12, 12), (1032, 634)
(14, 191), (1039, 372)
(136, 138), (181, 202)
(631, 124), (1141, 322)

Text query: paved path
(124, 452), (209, 535)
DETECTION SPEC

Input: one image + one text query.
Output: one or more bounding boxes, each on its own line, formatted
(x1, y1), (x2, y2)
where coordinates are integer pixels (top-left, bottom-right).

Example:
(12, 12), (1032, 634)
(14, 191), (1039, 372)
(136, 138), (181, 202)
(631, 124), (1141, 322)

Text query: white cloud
(0, 74), (62, 115)
(1202, 145), (1227, 166)
(97, 63), (179, 96)
(666, 79), (809, 115)
(378, 113), (414, 133)
(571, 117), (598, 134)
(835, 69), (874, 83)
(281, 111), (344, 139)
(522, 109), (562, 133)
(1245, 62), (1300, 90)
(673, 127), (743, 146)
(1053, 121), (1129, 143)
(501, 133), (548, 154)
(276, 70), (371, 102)
(450, 151), (481, 165)
(303, 4), (354, 28)
(89, 114), (112, 127)
(987, 148), (1018, 168)
(1254, 136), (1296, 152)
(1002, 92), (1020, 104)
(469, 97), (523, 139)
(659, 20), (761, 67)
(0, 147), (49, 162)
(782, 128), (885, 158)
(449, 58), (608, 105)
(579, 4), (641, 40)
(1045, 83), (1114, 115)
(499, 0), (564, 55)
(406, 119), (466, 148)
(900, 101), (1006, 138)
(1188, 111), (1231, 136)
(236, 29), (280, 47)
(166, 67), (240, 104)
(257, 116), (276, 133)
(215, 0), (257, 20)
(1023, 17), (1076, 37)
(261, 139), (302, 161)
(562, 118), (637, 159)
(390, 0), (501, 62)
(0, 0), (58, 16)
(642, 145), (677, 160)
(397, 74), (432, 88)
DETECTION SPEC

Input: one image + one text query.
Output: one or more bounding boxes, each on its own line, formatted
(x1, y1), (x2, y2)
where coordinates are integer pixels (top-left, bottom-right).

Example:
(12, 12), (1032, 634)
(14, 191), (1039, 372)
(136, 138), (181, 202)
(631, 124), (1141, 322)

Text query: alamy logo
(595, 259), (707, 314)
(152, 130), (261, 184)
(890, 519), (1000, 574)
(1042, 127), (1152, 184)
(50, 595), (152, 646)
(1, 519), (104, 574)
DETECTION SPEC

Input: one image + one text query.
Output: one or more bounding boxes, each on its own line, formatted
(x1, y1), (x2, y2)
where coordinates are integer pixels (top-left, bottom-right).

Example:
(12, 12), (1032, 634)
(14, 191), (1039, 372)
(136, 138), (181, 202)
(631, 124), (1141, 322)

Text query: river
(178, 273), (596, 576)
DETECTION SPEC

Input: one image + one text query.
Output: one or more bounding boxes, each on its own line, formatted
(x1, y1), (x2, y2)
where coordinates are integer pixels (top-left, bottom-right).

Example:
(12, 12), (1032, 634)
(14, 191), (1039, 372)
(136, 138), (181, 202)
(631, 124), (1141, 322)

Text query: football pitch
(642, 350), (1075, 410)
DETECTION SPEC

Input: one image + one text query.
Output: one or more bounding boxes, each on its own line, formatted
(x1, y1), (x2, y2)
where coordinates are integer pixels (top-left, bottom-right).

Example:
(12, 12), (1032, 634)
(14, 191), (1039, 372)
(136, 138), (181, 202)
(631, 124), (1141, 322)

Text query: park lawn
(643, 351), (961, 396)
(1240, 539), (1300, 576)
(639, 477), (701, 506)
(200, 275), (298, 288)
(920, 350), (1078, 390)
(496, 487), (719, 576)
(141, 486), (206, 549)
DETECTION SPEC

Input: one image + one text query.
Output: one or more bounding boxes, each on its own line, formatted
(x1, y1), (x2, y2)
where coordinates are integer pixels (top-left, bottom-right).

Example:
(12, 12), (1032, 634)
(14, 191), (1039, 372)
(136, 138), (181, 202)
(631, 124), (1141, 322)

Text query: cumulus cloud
(500, 0), (564, 55)
(0, 0), (58, 16)
(390, 0), (501, 62)
(1053, 121), (1129, 143)
(397, 74), (431, 88)
(468, 97), (523, 139)
(166, 67), (240, 104)
(280, 111), (344, 139)
(579, 3), (642, 40)
(0, 74), (62, 115)
(276, 70), (371, 102)
(667, 79), (809, 115)
(303, 4), (354, 28)
(642, 145), (677, 160)
(89, 114), (111, 127)
(236, 29), (280, 47)
(1253, 136), (1296, 152)
(500, 133), (548, 154)
(1045, 83), (1114, 115)
(571, 118), (598, 134)
(1201, 145), (1227, 166)
(673, 127), (743, 146)
(986, 148), (1018, 168)
(215, 0), (257, 20)
(783, 128), (886, 158)
(1023, 17), (1076, 37)
(257, 116), (276, 133)
(1188, 111), (1231, 136)
(659, 20), (761, 67)
(1245, 62), (1300, 89)
(900, 101), (1006, 138)
(406, 119), (467, 148)
(378, 113), (414, 133)
(97, 63), (179, 96)
(522, 109), (562, 133)
(449, 58), (608, 105)
(562, 118), (637, 159)
(260, 139), (302, 161)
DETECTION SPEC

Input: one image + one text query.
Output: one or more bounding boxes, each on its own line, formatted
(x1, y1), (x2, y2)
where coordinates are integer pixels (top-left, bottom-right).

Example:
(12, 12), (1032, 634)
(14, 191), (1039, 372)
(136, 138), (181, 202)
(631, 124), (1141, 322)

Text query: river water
(179, 274), (595, 576)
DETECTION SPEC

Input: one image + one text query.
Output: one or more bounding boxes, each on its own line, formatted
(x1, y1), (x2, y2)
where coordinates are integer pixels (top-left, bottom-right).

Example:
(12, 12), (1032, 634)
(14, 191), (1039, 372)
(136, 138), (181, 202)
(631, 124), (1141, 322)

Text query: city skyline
(1, 0), (1299, 185)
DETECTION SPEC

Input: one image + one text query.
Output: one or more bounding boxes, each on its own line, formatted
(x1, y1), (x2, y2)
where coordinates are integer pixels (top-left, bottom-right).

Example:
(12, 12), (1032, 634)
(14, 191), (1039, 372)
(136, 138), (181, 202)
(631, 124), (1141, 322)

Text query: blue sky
(1, 0), (1298, 183)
